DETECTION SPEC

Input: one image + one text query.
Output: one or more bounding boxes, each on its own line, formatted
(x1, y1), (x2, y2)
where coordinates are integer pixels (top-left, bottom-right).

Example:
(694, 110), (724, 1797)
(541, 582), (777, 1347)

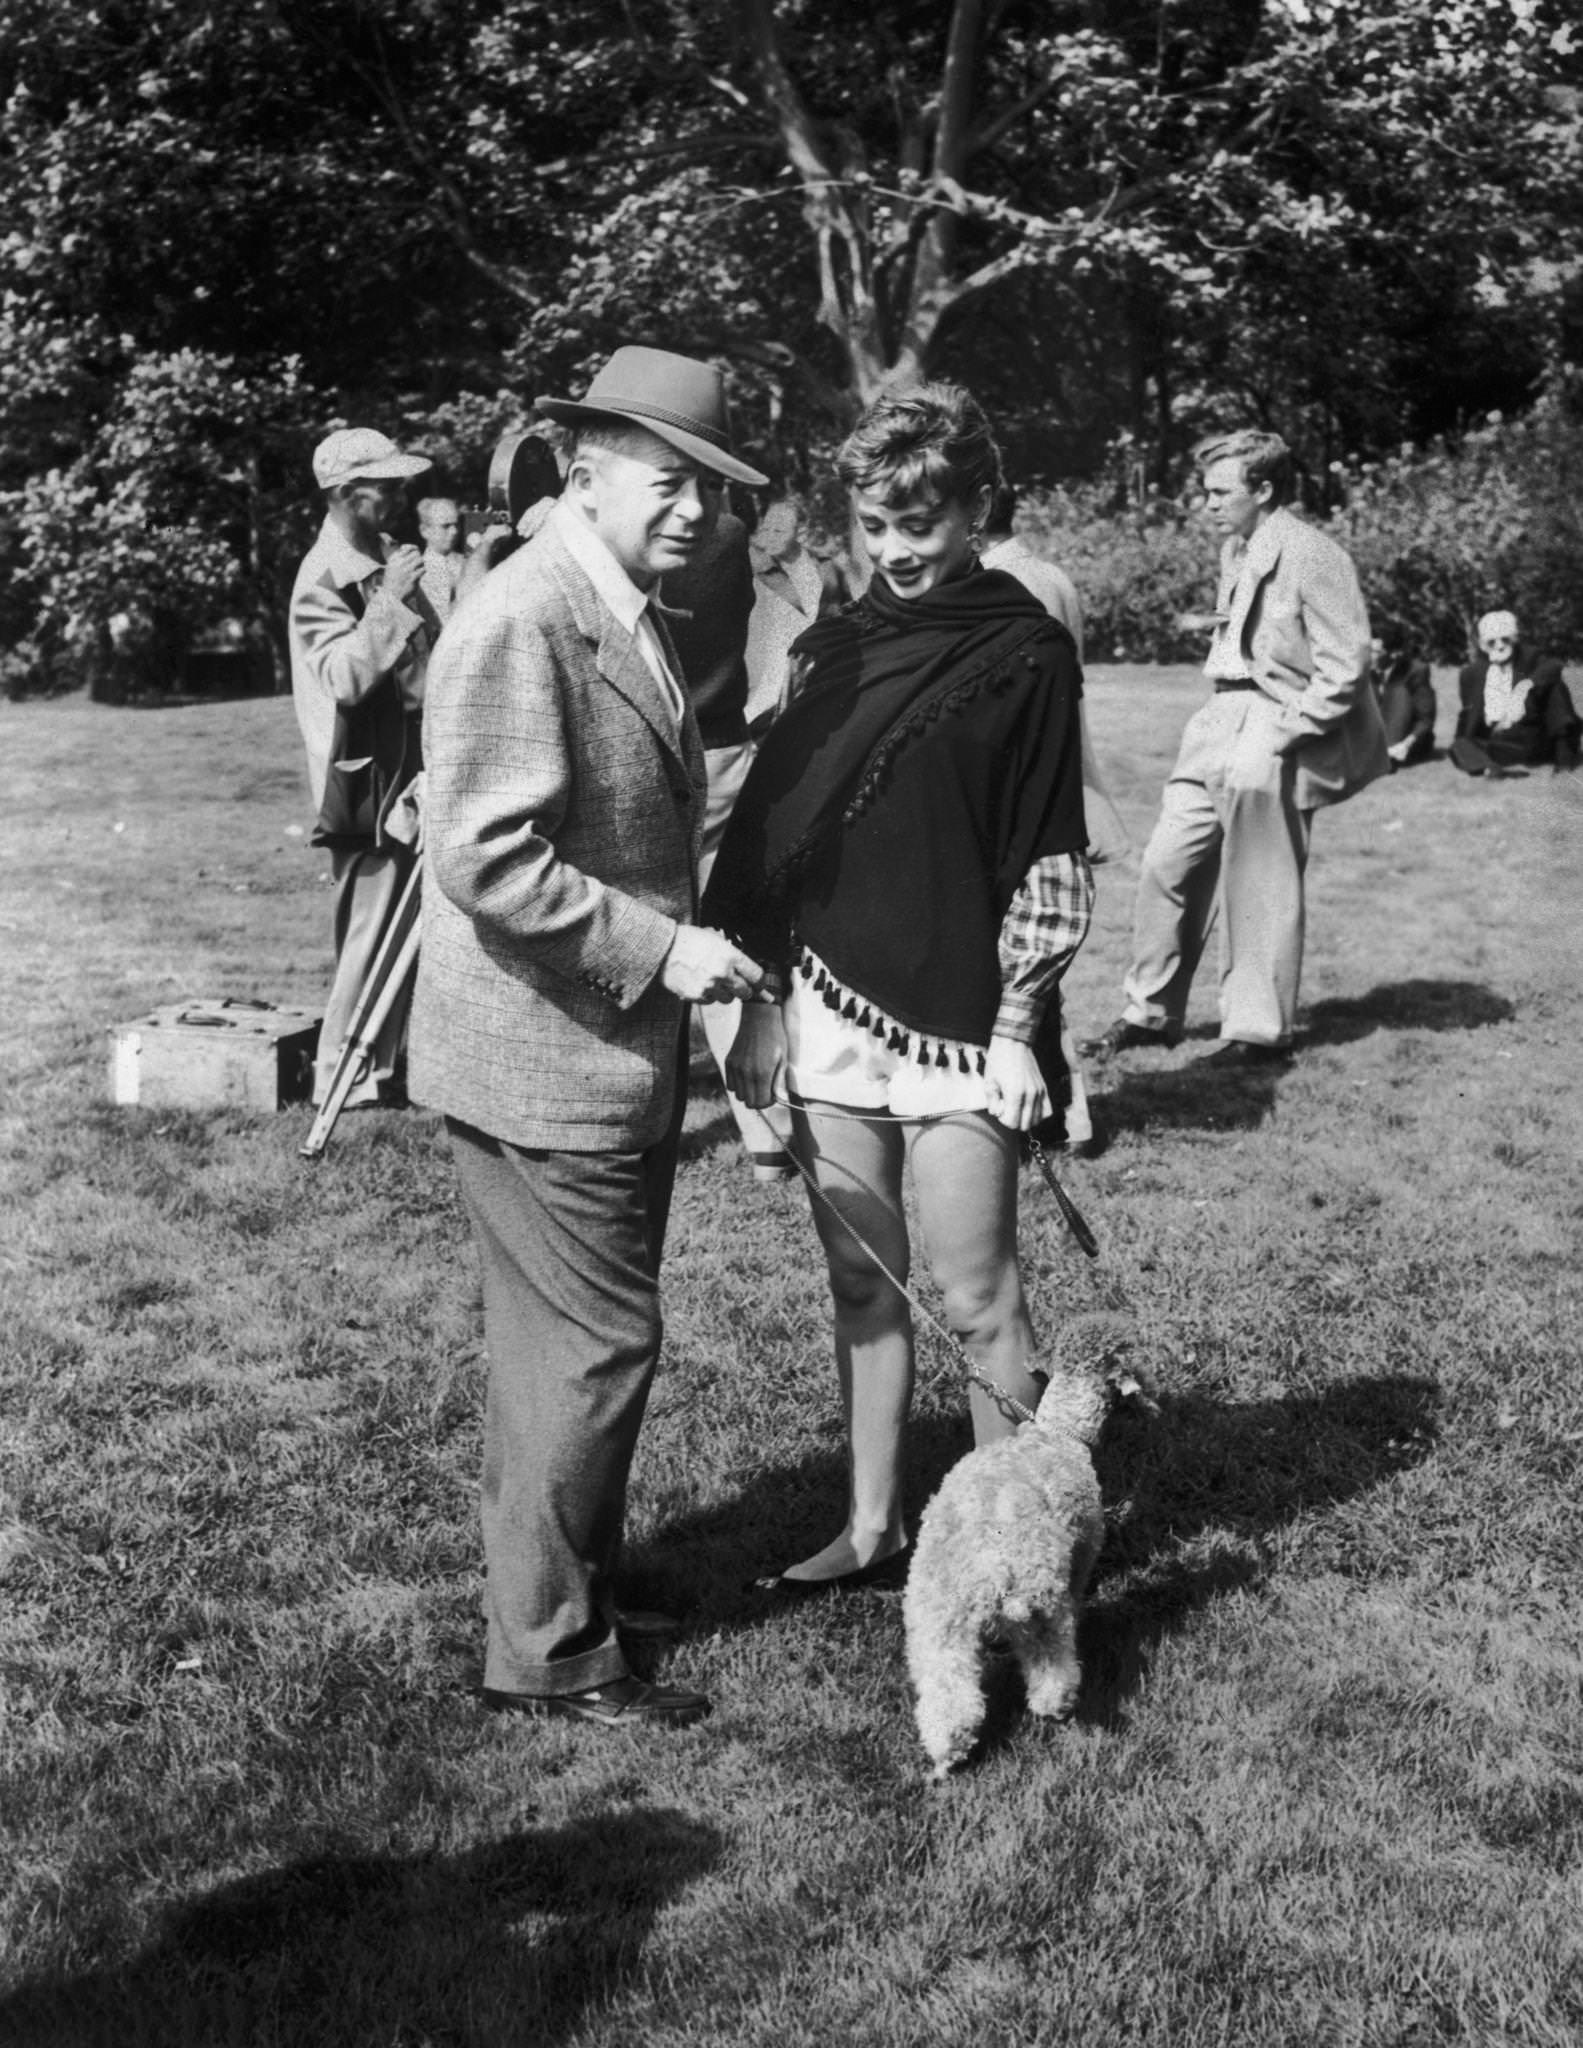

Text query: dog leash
(1025, 1135), (1100, 1260)
(761, 1105), (1056, 1425)
(763, 1092), (1100, 1261)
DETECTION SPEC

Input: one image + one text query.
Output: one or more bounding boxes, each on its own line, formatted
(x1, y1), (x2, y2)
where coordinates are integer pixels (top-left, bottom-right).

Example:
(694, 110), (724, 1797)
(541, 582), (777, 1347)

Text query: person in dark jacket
(1371, 630), (1437, 769)
(1450, 610), (1580, 774)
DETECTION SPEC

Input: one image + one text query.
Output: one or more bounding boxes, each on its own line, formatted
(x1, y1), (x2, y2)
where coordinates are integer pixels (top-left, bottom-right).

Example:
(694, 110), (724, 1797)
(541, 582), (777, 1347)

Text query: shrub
(1015, 481), (1215, 663)
(1012, 384), (1583, 666)
(0, 349), (323, 699)
(1327, 385), (1583, 663)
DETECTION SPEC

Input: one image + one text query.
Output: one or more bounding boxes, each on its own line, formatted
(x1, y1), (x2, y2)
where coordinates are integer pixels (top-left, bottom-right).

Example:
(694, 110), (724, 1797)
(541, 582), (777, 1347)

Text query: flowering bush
(1327, 389), (1583, 662)
(1015, 481), (1216, 663)
(1010, 388), (1583, 666)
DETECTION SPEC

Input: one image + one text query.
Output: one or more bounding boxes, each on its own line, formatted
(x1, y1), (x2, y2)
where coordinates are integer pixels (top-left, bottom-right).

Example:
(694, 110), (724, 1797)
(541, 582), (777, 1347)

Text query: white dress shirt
(552, 499), (687, 726)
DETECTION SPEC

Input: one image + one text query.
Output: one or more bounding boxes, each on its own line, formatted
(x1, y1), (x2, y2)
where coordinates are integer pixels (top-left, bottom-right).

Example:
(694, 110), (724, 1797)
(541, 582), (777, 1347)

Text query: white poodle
(903, 1325), (1150, 1778)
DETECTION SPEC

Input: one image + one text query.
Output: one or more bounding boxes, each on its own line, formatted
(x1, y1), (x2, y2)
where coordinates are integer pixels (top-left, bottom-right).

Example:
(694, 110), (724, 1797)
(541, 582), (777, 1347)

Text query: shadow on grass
(1303, 977), (1513, 1046)
(634, 1412), (973, 1625)
(0, 1808), (719, 2048)
(647, 1365), (1439, 1764)
(1074, 1369), (1442, 1732)
(1091, 979), (1512, 1138)
(1094, 1061), (1281, 1137)
(677, 1102), (743, 1166)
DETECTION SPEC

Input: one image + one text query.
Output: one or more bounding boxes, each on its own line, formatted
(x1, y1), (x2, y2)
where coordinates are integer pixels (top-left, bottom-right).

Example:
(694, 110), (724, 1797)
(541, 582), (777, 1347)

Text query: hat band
(582, 395), (731, 452)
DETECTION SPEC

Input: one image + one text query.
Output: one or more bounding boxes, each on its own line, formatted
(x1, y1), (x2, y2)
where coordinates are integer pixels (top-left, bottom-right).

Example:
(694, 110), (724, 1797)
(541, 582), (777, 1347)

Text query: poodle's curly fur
(903, 1323), (1147, 1779)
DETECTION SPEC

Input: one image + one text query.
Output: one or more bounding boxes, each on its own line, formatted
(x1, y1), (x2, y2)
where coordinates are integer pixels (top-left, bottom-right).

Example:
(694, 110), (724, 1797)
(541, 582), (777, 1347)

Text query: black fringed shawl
(702, 565), (1087, 1051)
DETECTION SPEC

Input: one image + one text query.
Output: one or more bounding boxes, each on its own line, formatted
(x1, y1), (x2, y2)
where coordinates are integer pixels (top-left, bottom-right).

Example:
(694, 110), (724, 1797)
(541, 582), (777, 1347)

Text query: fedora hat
(536, 347), (768, 488)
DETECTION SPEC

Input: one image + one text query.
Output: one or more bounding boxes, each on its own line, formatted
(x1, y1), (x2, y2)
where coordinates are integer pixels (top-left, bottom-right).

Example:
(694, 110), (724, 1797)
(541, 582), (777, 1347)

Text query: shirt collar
(552, 498), (654, 636)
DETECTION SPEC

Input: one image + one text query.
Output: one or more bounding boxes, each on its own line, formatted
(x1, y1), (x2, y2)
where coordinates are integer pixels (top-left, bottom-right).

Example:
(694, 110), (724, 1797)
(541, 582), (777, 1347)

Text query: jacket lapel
(544, 526), (705, 795)
(1225, 511), (1286, 657)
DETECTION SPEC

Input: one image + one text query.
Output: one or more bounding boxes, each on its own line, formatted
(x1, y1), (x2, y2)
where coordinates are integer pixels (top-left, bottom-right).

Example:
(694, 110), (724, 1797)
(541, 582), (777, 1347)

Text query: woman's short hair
(835, 382), (1003, 510)
(1193, 429), (1296, 508)
(1476, 608), (1519, 649)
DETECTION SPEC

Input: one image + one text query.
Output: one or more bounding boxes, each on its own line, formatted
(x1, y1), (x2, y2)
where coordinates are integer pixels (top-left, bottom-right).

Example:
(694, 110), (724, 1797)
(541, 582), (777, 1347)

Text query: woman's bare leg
(909, 1113), (1041, 1444)
(780, 1101), (913, 1582)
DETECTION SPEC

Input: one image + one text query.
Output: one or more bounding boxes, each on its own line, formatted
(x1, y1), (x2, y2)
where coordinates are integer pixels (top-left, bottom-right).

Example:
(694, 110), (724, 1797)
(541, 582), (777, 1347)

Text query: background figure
(743, 493), (826, 729)
(980, 483), (1085, 661)
(1086, 428), (1387, 1070)
(416, 496), (464, 626)
(409, 346), (766, 1730)
(1450, 609), (1580, 775)
(978, 483), (1123, 1150)
(289, 427), (432, 1108)
(707, 381), (1093, 1593)
(665, 506), (796, 1182)
(1371, 628), (1437, 769)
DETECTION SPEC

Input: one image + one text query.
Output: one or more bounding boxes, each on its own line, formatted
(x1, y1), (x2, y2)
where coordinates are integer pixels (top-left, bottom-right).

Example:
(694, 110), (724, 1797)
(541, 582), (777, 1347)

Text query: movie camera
(457, 431), (562, 551)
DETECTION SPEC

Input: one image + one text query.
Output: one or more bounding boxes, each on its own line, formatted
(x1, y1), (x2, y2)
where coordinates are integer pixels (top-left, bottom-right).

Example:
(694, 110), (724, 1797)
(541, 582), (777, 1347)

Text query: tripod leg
(301, 869), (422, 1159)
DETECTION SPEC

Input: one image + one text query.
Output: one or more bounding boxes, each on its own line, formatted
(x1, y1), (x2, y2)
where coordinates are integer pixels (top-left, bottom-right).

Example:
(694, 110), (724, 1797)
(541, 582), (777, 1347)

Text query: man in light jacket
(409, 348), (766, 1729)
(1087, 429), (1386, 1067)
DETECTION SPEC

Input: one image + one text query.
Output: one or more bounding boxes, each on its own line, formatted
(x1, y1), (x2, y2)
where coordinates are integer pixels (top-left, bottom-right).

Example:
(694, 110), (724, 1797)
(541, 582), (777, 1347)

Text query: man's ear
(563, 450), (601, 513)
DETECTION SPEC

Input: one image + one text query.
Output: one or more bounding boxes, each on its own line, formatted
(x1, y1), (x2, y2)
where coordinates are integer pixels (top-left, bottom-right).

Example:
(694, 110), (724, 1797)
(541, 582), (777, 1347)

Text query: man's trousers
(447, 1090), (683, 1697)
(317, 842), (416, 1105)
(1122, 691), (1313, 1048)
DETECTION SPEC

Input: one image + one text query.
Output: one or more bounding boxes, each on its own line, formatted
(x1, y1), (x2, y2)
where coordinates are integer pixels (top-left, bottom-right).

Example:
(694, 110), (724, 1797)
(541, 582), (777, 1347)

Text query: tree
(2, 0), (1580, 691)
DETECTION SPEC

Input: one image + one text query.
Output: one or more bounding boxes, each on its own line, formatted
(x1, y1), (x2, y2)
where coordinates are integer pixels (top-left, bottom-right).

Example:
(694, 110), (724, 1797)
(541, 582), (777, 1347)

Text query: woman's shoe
(747, 1548), (909, 1600)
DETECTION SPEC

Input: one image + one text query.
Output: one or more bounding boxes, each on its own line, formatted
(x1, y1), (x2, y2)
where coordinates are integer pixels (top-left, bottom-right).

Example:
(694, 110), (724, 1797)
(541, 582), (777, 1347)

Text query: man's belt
(1213, 678), (1261, 693)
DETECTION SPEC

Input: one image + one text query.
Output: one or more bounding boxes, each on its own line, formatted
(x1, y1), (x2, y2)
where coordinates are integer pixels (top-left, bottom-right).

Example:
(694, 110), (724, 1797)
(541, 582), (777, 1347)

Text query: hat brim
(536, 399), (768, 489)
(353, 453), (433, 481)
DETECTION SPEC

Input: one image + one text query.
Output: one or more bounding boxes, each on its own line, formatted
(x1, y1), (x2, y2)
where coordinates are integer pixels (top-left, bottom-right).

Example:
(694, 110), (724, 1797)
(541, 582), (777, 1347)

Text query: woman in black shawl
(703, 384), (1094, 1596)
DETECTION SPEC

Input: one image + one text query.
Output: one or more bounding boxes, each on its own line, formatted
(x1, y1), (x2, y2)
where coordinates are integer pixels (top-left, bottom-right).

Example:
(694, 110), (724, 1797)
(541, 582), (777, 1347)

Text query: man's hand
(1386, 737), (1412, 763)
(660, 925), (765, 1004)
(982, 1034), (1051, 1133)
(382, 543), (425, 605)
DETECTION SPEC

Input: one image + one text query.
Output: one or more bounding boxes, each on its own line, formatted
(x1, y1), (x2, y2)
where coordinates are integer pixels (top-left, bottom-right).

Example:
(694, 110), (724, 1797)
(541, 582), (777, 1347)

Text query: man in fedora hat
(410, 347), (768, 1729)
(290, 427), (434, 1108)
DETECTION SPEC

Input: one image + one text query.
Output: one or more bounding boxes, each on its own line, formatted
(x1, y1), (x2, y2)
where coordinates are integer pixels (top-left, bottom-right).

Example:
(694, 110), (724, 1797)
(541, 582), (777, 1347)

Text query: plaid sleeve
(993, 851), (1095, 1044)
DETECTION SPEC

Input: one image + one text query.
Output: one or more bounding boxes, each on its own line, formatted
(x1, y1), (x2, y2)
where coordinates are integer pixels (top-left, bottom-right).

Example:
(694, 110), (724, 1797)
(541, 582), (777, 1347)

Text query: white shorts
(783, 971), (989, 1118)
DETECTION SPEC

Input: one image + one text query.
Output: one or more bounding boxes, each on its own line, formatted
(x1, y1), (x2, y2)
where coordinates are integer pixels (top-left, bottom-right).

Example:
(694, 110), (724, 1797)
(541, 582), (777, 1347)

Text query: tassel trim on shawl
(795, 945), (988, 1074)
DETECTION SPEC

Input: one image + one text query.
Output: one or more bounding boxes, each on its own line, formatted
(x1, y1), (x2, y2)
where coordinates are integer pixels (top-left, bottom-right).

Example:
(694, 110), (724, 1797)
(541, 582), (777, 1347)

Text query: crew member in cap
(409, 347), (767, 1729)
(289, 427), (433, 1108)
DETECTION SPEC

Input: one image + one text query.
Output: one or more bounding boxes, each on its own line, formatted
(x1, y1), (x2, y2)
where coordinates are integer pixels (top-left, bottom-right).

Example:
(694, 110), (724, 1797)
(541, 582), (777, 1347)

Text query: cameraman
(289, 427), (432, 1109)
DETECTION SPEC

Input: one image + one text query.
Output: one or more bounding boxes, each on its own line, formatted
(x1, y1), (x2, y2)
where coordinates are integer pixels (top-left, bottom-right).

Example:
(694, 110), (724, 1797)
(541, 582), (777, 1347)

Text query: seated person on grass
(1371, 627), (1437, 770)
(1450, 610), (1580, 776)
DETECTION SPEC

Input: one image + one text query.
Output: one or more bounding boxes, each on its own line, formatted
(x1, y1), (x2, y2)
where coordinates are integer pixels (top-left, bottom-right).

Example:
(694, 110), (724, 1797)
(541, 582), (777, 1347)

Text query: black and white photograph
(2, 3), (1580, 2042)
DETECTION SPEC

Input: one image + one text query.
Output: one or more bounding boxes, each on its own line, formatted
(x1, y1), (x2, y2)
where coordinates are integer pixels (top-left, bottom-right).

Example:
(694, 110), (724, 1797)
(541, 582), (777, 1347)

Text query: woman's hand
(724, 1000), (788, 1110)
(982, 1033), (1051, 1132)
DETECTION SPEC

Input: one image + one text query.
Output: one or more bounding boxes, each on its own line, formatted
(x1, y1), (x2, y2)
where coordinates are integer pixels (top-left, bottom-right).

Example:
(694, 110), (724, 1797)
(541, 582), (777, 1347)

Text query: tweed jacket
(1216, 507), (1388, 810)
(408, 512), (707, 1151)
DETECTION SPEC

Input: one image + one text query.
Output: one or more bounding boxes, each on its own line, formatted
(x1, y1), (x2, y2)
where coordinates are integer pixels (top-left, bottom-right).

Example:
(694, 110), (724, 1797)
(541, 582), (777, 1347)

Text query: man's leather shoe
(614, 1607), (683, 1641)
(1080, 1017), (1183, 1061)
(1198, 1039), (1292, 1069)
(483, 1674), (711, 1727)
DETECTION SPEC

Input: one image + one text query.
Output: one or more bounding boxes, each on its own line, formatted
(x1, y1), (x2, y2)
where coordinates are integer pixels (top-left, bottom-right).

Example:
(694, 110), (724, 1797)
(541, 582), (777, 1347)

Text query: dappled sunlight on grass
(2, 685), (1581, 2046)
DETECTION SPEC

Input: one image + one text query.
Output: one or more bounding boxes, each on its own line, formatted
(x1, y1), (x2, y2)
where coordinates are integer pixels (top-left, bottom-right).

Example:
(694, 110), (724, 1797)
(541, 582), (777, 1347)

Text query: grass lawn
(2, 673), (1581, 2047)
